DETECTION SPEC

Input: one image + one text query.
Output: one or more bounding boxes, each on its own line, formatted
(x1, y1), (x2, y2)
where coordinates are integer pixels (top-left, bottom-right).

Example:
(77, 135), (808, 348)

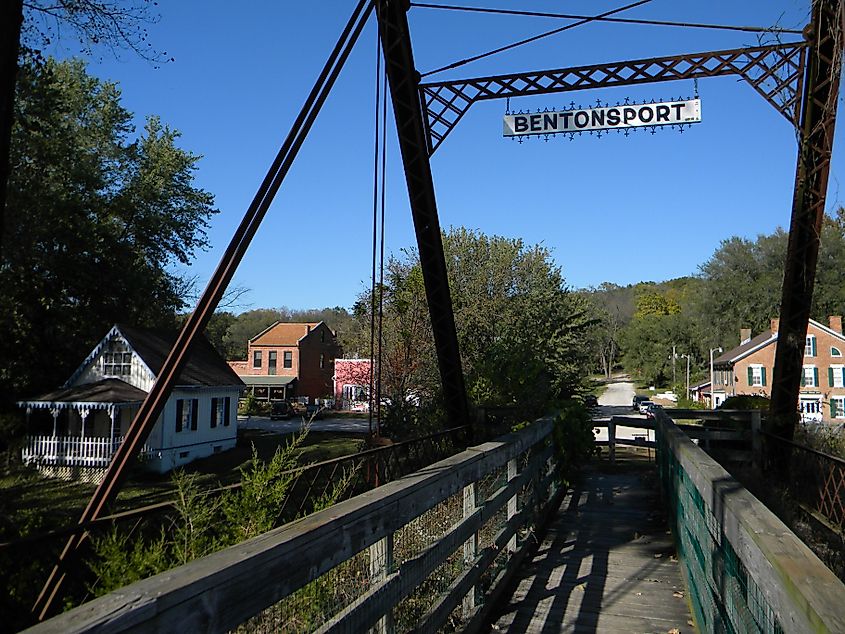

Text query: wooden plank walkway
(490, 455), (693, 633)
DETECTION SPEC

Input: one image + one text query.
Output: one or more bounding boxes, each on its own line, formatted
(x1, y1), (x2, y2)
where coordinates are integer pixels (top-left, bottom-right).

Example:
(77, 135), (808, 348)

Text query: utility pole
(672, 345), (677, 386)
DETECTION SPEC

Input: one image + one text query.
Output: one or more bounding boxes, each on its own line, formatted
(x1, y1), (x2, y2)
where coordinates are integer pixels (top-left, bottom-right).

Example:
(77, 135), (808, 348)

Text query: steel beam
(420, 42), (806, 154)
(376, 0), (470, 431)
(771, 0), (844, 439)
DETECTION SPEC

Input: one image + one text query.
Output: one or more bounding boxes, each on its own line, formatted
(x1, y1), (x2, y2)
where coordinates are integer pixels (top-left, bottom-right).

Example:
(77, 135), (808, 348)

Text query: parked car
(584, 395), (599, 408)
(305, 403), (325, 421)
(633, 395), (650, 411)
(637, 400), (655, 415)
(270, 401), (293, 420)
(645, 404), (658, 419)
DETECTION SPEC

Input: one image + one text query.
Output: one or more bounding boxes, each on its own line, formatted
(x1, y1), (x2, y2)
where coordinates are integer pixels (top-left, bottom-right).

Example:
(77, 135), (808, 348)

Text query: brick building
(712, 316), (845, 422)
(229, 322), (340, 402)
(333, 358), (372, 410)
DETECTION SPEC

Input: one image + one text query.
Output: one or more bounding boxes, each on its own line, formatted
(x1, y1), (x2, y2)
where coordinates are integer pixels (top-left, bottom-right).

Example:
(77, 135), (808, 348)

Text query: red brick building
(712, 316), (845, 422)
(229, 322), (340, 402)
(333, 358), (372, 410)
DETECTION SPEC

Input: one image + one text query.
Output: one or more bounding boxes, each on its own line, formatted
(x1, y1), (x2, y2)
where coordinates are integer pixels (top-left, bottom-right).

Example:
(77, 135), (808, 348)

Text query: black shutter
(210, 397), (218, 428)
(191, 399), (198, 430)
(224, 397), (231, 426)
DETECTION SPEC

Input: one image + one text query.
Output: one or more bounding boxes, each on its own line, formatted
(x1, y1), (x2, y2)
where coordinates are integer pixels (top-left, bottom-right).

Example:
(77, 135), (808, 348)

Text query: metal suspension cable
(375, 70), (388, 438)
(33, 0), (374, 620)
(419, 0), (653, 77)
(411, 2), (803, 36)
(368, 26), (381, 438)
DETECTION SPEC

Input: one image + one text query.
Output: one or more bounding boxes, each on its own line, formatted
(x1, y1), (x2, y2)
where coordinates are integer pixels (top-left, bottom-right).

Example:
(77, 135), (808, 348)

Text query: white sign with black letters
(503, 99), (701, 137)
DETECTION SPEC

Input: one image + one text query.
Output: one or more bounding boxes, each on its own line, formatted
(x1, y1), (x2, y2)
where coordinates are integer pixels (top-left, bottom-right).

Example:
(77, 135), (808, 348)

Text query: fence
(26, 416), (563, 633)
(653, 408), (845, 633)
(21, 435), (152, 468)
(762, 431), (845, 533)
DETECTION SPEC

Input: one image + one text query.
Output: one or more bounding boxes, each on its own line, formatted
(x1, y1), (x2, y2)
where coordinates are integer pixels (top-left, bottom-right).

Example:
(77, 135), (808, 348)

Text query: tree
(2, 1), (167, 259)
(0, 58), (216, 411)
(694, 214), (845, 351)
(357, 228), (593, 434)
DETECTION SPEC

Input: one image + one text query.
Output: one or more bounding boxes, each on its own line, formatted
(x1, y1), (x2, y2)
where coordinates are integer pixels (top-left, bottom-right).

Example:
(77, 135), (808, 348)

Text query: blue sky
(43, 1), (842, 312)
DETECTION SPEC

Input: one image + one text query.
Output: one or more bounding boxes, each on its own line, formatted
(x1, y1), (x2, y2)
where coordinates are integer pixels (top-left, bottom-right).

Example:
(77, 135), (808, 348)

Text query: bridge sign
(503, 99), (701, 137)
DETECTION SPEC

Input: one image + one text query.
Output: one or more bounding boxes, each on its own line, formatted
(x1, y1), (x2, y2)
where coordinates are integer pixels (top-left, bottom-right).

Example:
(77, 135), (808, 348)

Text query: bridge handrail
(26, 416), (561, 633)
(654, 408), (845, 633)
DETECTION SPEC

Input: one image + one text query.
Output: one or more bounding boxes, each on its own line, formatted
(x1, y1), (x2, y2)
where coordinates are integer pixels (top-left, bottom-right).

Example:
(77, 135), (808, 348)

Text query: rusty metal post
(376, 0), (470, 432)
(770, 0), (844, 444)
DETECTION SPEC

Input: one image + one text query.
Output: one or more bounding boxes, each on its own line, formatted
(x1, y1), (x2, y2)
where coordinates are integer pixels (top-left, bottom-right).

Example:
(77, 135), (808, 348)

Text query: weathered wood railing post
(751, 410), (762, 471)
(462, 482), (478, 618)
(608, 417), (616, 464)
(507, 458), (518, 553)
(369, 534), (394, 633)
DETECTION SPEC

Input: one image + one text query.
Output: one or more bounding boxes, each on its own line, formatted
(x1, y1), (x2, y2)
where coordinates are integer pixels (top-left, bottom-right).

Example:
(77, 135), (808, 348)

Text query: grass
(0, 429), (365, 541)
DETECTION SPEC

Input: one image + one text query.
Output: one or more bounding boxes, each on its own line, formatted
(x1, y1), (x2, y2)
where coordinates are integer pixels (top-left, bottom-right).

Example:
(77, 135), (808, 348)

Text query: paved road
(238, 415), (371, 435)
(593, 378), (653, 444)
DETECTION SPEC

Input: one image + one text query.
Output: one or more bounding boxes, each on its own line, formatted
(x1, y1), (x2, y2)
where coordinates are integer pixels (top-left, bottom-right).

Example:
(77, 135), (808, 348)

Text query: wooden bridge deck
(490, 455), (693, 633)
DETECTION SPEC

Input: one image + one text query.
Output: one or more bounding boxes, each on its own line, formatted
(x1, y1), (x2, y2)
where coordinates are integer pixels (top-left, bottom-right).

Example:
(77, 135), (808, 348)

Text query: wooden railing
(26, 416), (563, 633)
(22, 435), (152, 468)
(654, 408), (845, 633)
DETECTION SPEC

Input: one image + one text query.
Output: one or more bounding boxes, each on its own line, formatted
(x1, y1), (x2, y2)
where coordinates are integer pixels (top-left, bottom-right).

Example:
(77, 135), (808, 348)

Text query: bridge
(24, 405), (845, 633)
(18, 1), (845, 631)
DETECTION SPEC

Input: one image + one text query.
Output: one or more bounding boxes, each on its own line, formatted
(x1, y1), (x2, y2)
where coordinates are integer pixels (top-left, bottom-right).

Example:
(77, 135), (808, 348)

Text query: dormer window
(102, 339), (132, 376)
(805, 335), (817, 357)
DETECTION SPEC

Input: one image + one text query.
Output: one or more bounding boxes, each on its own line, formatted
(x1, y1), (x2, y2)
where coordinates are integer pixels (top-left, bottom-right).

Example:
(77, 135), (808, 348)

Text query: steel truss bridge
(28, 0), (845, 629)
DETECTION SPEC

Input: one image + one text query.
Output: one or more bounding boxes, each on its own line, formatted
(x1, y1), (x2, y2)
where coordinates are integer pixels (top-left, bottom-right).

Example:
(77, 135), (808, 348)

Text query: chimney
(830, 315), (843, 334)
(306, 324), (311, 333)
(740, 328), (752, 345)
(770, 318), (779, 334)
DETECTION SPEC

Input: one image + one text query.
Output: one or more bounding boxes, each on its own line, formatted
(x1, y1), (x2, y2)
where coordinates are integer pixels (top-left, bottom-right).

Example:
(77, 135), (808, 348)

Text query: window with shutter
(176, 400), (183, 432)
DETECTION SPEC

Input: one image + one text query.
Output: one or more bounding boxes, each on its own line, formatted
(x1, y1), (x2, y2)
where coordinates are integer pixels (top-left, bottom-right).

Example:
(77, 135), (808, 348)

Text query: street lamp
(710, 347), (723, 409)
(680, 354), (691, 401)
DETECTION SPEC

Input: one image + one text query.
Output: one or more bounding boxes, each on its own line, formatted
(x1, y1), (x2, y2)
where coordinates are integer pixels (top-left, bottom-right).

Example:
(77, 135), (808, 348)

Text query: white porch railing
(22, 435), (152, 468)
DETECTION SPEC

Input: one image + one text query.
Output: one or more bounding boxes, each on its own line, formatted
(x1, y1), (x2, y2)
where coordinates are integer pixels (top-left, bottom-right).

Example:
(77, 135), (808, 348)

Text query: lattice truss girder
(420, 43), (807, 154)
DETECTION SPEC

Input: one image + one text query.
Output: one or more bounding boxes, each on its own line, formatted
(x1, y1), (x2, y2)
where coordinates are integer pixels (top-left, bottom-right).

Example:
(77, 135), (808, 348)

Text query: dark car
(305, 403), (325, 421)
(270, 401), (292, 420)
(584, 394), (599, 408)
(633, 394), (650, 411)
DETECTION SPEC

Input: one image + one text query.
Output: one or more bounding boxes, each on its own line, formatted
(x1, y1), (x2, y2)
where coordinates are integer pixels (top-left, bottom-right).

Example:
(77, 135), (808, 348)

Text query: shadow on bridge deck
(490, 452), (692, 633)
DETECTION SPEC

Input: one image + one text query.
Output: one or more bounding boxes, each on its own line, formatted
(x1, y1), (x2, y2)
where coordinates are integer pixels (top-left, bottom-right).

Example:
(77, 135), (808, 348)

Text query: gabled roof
(20, 378), (148, 409)
(66, 324), (243, 388)
(713, 330), (775, 366)
(250, 322), (324, 346)
(713, 317), (845, 367)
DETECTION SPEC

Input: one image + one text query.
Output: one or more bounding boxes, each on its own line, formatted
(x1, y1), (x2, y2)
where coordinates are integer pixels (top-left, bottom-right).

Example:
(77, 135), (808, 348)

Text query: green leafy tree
(356, 228), (593, 433)
(0, 58), (216, 415)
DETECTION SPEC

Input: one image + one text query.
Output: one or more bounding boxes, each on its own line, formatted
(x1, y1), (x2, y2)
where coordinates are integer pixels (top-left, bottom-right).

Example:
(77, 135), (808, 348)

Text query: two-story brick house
(712, 316), (845, 422)
(230, 322), (340, 402)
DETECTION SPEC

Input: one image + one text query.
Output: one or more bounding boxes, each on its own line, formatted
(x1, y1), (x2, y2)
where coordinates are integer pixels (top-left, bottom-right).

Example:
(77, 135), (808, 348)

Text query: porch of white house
(20, 401), (151, 470)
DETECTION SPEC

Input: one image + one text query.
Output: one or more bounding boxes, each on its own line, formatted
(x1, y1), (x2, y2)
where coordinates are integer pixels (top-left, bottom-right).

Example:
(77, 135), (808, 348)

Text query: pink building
(333, 359), (372, 410)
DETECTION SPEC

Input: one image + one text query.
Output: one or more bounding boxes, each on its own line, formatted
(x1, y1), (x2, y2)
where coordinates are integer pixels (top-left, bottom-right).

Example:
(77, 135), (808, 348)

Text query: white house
(18, 324), (244, 481)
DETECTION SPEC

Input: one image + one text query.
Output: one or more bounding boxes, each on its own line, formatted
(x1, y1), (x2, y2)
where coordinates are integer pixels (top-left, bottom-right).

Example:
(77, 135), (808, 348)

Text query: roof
(19, 378), (148, 409)
(65, 324), (244, 388)
(250, 322), (323, 346)
(714, 329), (775, 367)
(712, 318), (845, 368)
(117, 324), (244, 387)
(237, 375), (297, 387)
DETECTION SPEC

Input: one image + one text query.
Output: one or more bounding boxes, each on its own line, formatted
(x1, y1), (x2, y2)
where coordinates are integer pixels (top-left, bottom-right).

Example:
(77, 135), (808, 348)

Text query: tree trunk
(0, 0), (23, 261)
